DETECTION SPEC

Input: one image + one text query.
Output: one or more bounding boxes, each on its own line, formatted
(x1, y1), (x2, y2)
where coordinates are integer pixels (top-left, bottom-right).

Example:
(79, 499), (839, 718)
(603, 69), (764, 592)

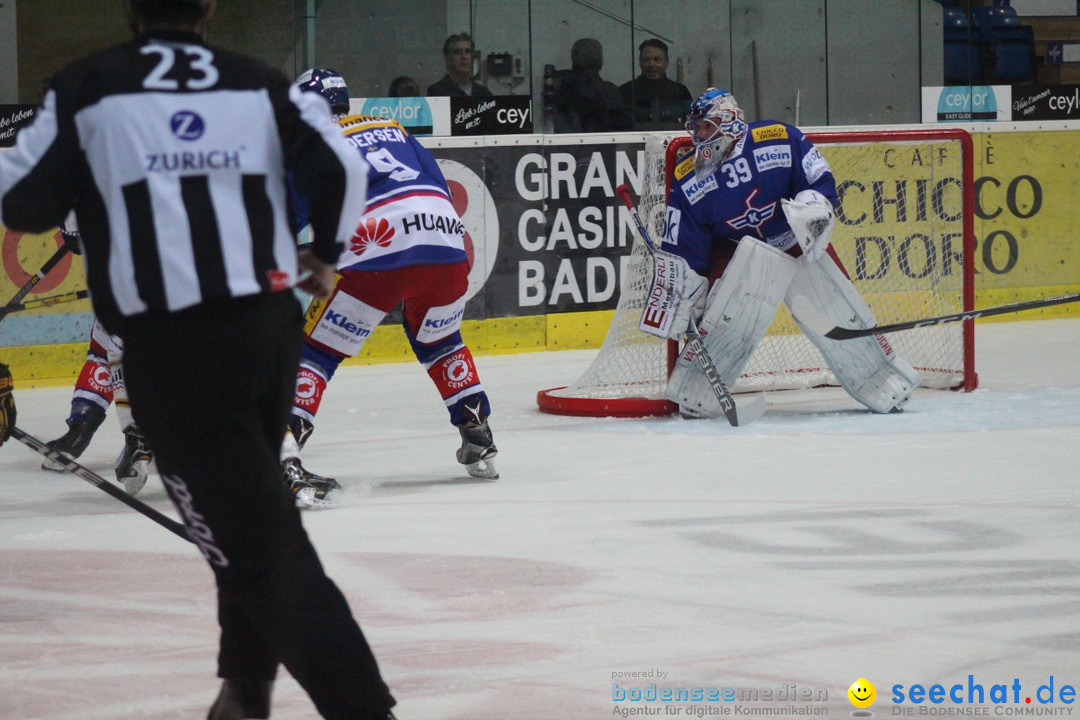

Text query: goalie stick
(3, 288), (89, 314)
(11, 426), (192, 543)
(615, 183), (766, 427)
(789, 292), (1080, 340)
(0, 244), (73, 325)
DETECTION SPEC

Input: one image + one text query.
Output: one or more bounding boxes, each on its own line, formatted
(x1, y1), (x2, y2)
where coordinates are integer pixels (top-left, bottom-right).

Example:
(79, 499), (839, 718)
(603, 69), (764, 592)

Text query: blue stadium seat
(971, 5), (1020, 38)
(991, 25), (1036, 83)
(969, 5), (1034, 84)
(943, 7), (985, 84)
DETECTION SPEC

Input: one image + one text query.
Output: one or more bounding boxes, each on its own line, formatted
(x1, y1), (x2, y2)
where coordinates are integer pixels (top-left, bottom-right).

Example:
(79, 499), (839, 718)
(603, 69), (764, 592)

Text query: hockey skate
(115, 425), (154, 495)
(282, 457), (341, 509)
(41, 403), (107, 471)
(456, 419), (499, 480)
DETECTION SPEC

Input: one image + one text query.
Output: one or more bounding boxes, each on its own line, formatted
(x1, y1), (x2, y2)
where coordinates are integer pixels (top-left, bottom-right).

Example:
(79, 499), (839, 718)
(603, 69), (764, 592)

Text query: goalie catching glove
(639, 250), (707, 340)
(0, 363), (14, 446)
(781, 189), (834, 262)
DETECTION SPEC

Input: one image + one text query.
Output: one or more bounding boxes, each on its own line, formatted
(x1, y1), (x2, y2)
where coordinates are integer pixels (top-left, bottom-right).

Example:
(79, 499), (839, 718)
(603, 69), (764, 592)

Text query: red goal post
(537, 128), (976, 417)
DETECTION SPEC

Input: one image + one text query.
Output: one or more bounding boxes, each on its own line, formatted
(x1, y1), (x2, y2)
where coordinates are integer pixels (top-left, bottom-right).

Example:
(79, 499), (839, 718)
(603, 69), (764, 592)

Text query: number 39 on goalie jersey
(661, 121), (838, 276)
(297, 115), (468, 273)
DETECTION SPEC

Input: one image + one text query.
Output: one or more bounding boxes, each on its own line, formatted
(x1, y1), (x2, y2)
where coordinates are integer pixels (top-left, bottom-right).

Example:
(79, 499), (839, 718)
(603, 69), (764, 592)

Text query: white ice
(2, 319), (1079, 720)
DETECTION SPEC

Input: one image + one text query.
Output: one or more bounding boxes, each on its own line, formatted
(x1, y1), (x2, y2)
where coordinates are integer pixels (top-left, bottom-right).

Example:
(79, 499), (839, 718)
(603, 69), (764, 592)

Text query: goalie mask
(295, 68), (351, 121)
(685, 88), (748, 176)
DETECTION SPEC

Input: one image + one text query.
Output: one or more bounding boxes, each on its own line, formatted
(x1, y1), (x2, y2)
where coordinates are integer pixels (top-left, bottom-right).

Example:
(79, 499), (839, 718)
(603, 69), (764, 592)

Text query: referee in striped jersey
(0, 1), (396, 718)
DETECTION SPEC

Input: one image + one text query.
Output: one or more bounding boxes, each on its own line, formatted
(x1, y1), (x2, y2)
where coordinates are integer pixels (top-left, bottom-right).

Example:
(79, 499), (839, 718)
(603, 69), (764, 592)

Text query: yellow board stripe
(4, 295), (1078, 388)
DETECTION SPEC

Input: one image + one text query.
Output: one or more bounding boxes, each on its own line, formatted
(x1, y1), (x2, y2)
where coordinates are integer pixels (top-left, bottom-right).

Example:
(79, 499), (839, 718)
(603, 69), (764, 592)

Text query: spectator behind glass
(550, 38), (632, 133)
(619, 39), (693, 130)
(427, 32), (494, 97)
(389, 75), (420, 97)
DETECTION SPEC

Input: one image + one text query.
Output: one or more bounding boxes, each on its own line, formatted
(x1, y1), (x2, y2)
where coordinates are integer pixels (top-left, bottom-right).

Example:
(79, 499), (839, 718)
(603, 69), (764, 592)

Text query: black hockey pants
(121, 291), (395, 720)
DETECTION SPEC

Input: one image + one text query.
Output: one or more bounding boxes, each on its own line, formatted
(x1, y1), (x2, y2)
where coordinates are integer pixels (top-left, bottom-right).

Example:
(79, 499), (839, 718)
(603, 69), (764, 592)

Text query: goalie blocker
(657, 236), (921, 417)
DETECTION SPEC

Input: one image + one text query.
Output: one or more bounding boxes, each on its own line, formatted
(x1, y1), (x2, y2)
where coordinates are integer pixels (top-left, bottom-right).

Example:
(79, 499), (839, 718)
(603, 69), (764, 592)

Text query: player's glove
(0, 363), (15, 446)
(639, 250), (707, 340)
(781, 189), (834, 262)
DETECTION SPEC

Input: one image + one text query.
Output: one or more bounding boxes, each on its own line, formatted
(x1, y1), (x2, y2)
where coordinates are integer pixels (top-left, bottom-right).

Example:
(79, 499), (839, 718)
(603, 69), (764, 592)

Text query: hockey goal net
(537, 128), (976, 417)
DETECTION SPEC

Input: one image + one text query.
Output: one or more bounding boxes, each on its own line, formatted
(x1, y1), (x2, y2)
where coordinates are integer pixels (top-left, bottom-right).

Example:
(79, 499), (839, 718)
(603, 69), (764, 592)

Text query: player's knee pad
(409, 328), (464, 366)
(666, 237), (797, 418)
(405, 295), (468, 355)
(303, 284), (387, 358)
(786, 254), (921, 413)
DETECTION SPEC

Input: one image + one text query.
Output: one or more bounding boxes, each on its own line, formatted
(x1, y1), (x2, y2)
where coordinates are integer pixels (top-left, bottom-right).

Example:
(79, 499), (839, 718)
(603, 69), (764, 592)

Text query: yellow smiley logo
(848, 678), (876, 708)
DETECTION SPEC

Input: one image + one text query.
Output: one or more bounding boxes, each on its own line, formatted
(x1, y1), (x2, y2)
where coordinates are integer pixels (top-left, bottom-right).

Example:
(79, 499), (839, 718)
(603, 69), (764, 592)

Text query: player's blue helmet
(294, 68), (351, 119)
(685, 88), (748, 173)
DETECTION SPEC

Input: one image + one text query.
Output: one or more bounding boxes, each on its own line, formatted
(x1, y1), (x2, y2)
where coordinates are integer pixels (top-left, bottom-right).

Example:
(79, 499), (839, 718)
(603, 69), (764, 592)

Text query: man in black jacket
(550, 38), (632, 133)
(426, 32), (494, 97)
(619, 38), (693, 130)
(0, 1), (396, 718)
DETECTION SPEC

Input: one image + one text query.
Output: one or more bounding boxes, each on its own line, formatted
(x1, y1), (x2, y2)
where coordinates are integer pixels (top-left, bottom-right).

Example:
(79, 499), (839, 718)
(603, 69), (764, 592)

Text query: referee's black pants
(122, 291), (395, 720)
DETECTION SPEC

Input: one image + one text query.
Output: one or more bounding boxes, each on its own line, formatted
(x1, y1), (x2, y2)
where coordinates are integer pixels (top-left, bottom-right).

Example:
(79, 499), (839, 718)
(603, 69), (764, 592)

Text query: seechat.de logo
(849, 678), (876, 717)
(170, 111), (206, 141)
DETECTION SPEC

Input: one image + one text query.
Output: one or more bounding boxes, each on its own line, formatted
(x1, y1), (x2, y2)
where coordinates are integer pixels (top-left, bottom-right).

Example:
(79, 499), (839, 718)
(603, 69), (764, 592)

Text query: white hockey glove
(639, 250), (707, 340)
(781, 189), (835, 262)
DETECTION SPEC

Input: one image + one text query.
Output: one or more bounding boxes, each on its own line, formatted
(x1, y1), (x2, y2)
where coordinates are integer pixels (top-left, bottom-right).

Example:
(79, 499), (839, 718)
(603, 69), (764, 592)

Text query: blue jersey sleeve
(787, 127), (838, 206)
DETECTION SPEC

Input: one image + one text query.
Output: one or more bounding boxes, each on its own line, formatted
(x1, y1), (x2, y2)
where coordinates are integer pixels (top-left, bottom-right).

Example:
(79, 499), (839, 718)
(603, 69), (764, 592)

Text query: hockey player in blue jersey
(639, 87), (921, 417)
(281, 69), (497, 508)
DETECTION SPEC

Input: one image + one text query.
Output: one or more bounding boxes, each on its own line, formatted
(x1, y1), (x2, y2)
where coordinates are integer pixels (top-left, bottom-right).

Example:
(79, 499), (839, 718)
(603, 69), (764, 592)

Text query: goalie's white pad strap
(666, 237), (797, 418)
(786, 254), (921, 413)
(639, 251), (706, 340)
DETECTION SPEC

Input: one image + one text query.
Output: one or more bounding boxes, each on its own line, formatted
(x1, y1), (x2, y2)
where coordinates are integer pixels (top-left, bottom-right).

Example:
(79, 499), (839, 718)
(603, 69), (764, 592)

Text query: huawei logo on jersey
(349, 217), (395, 255)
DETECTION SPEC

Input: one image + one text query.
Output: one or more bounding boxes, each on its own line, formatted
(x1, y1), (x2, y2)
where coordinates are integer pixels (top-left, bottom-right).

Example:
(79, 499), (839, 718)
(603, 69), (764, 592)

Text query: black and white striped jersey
(0, 29), (368, 335)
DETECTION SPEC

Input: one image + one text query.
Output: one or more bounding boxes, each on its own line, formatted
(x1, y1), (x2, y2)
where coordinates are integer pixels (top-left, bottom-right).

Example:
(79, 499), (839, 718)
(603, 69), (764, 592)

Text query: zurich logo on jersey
(170, 111), (206, 141)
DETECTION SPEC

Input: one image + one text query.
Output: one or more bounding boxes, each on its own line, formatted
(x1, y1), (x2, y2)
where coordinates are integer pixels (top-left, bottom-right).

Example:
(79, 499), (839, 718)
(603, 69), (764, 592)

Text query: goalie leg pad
(786, 255), (922, 413)
(666, 237), (798, 418)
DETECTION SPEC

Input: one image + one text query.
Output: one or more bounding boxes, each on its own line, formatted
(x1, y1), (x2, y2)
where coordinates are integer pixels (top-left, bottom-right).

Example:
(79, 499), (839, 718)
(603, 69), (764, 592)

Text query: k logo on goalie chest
(662, 208), (681, 244)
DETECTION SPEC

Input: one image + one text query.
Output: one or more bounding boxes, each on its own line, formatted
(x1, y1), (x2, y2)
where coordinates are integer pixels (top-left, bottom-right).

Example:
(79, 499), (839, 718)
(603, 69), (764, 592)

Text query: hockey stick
(2, 288), (90, 313)
(10, 426), (192, 543)
(615, 183), (765, 427)
(789, 292), (1080, 341)
(0, 244), (73, 324)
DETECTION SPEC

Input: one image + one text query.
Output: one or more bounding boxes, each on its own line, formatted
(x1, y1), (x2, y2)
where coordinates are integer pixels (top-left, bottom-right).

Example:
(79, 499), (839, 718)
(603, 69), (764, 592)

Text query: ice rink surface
(2, 318), (1079, 720)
